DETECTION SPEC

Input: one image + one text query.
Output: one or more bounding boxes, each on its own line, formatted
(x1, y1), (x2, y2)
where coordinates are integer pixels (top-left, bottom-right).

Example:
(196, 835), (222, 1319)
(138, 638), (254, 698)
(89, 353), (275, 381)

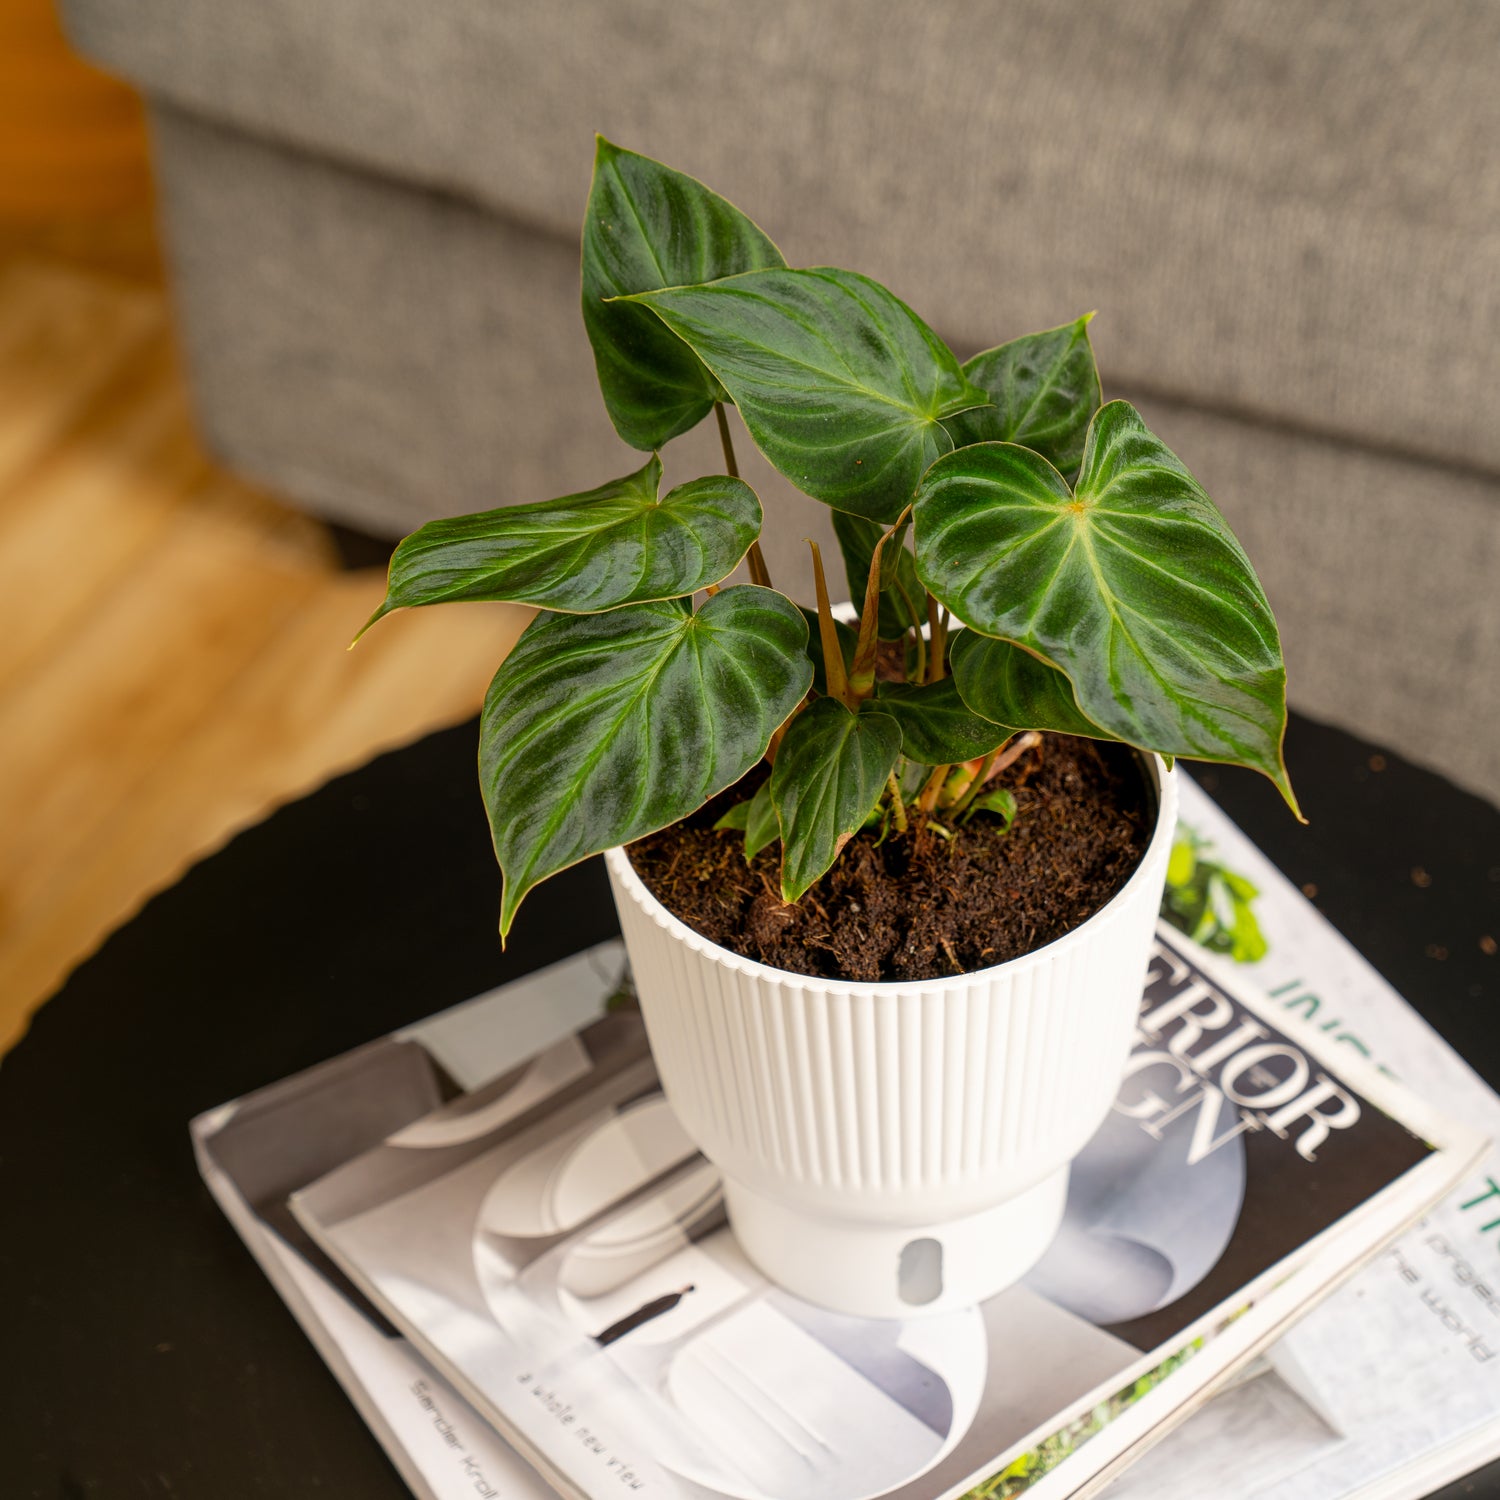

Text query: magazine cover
(1103, 778), (1500, 1500)
(284, 926), (1470, 1500)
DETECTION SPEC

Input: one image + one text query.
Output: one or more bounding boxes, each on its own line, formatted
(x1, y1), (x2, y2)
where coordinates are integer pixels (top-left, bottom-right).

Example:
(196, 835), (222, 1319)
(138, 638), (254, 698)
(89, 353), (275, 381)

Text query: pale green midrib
(650, 288), (944, 423)
(395, 492), (749, 610)
(502, 621), (701, 902)
(786, 717), (854, 891)
(487, 618), (683, 762)
(1092, 529), (1276, 655)
(607, 170), (673, 287)
(1004, 337), (1081, 442)
(1070, 523), (1269, 755)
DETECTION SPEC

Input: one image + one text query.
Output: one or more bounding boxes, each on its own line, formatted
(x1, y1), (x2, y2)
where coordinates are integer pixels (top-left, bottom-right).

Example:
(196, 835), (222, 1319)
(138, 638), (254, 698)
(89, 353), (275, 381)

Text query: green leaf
(961, 786), (1017, 829)
(868, 677), (1011, 764)
(744, 779), (779, 860)
(772, 697), (901, 901)
(624, 267), (988, 522)
(944, 315), (1101, 475)
(914, 402), (1298, 812)
(948, 630), (1116, 740)
(798, 606), (857, 696)
(364, 456), (762, 627)
(713, 779), (779, 859)
(482, 587), (812, 935)
(582, 137), (785, 451)
(831, 511), (923, 640)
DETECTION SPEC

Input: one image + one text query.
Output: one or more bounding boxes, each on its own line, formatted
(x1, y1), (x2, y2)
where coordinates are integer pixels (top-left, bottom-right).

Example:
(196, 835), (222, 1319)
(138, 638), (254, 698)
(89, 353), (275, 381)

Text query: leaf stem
(926, 594), (947, 683)
(894, 577), (925, 683)
(714, 400), (740, 477)
(886, 772), (909, 833)
(849, 504), (911, 701)
(806, 539), (850, 705)
(916, 762), (951, 817)
(716, 402), (772, 588)
(947, 744), (1005, 818)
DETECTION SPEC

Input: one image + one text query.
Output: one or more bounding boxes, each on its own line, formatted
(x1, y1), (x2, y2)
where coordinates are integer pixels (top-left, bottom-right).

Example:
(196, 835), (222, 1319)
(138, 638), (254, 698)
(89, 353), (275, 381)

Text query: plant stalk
(806, 539), (851, 705)
(716, 402), (772, 589)
(926, 596), (948, 683)
(894, 577), (925, 683)
(947, 743), (1005, 818)
(849, 504), (911, 701)
(885, 772), (909, 833)
(916, 762), (951, 818)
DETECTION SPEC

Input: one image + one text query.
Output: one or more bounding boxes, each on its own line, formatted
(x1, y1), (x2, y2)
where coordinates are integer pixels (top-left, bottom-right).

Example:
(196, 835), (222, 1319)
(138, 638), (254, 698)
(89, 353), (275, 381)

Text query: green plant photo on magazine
(360, 136), (1300, 939)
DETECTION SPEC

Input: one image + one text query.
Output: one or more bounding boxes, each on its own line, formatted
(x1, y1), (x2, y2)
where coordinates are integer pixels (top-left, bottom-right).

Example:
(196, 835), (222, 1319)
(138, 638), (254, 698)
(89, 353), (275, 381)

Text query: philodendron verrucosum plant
(362, 137), (1301, 940)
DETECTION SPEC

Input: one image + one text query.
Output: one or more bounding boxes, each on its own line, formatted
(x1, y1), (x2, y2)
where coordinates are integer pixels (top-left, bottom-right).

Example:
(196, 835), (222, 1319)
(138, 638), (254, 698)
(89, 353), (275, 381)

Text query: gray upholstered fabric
(149, 101), (1500, 801)
(66, 0), (1500, 478)
(150, 105), (838, 595)
(63, 4), (1500, 799)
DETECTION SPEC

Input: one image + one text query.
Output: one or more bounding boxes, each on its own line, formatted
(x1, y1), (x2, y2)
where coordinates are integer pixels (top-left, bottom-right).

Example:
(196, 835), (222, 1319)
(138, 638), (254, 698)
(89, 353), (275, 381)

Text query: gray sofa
(63, 0), (1500, 803)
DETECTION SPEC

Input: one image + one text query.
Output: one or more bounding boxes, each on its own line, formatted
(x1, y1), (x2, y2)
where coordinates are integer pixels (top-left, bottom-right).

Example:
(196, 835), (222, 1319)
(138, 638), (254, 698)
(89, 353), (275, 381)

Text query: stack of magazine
(194, 777), (1500, 1500)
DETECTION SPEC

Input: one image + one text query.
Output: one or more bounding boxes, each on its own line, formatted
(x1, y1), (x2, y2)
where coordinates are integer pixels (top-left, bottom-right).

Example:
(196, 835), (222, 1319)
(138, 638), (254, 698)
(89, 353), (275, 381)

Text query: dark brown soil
(627, 734), (1153, 983)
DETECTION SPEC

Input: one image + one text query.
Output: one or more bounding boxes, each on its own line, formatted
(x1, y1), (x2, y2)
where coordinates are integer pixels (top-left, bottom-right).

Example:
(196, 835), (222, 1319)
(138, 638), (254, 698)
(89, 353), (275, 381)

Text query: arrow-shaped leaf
(365, 456), (762, 627)
(483, 586), (813, 934)
(624, 267), (988, 523)
(914, 403), (1297, 812)
(582, 137), (785, 451)
(943, 315), (1101, 476)
(948, 630), (1117, 740)
(771, 696), (901, 901)
(868, 677), (1011, 764)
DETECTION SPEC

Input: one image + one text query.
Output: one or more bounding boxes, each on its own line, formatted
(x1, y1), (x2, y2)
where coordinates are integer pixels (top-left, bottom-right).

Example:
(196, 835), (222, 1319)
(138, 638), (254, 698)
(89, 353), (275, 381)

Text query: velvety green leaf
(798, 606), (857, 696)
(943, 315), (1101, 475)
(961, 786), (1017, 829)
(582, 137), (785, 451)
(771, 697), (902, 901)
(483, 587), (812, 935)
(624, 267), (988, 522)
(868, 677), (1011, 764)
(365, 456), (762, 626)
(914, 403), (1297, 811)
(744, 779), (779, 860)
(832, 511), (923, 640)
(948, 630), (1116, 740)
(713, 801), (751, 831)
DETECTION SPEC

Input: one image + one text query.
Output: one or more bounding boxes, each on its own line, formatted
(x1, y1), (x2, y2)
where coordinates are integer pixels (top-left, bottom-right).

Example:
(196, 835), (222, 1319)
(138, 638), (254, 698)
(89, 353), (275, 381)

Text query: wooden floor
(0, 240), (530, 1056)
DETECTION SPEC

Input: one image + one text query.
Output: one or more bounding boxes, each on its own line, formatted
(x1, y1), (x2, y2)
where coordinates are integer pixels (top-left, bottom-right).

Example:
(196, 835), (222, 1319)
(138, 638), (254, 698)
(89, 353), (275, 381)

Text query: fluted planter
(605, 753), (1177, 1318)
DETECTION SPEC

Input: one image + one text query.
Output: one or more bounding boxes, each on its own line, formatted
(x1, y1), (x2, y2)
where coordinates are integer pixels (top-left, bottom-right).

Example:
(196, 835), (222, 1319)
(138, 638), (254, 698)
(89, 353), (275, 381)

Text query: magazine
(1106, 778), (1500, 1500)
(281, 922), (1469, 1500)
(189, 776), (1500, 1500)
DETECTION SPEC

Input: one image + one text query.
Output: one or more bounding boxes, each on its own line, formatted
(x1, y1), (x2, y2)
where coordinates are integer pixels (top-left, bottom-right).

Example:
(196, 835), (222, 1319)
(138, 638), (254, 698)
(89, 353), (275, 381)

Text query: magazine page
(291, 927), (1460, 1500)
(1104, 776), (1500, 1500)
(191, 943), (634, 1500)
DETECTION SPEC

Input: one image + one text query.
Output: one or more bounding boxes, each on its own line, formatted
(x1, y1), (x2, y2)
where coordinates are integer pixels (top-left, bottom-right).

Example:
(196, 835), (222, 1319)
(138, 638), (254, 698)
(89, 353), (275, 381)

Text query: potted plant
(361, 138), (1299, 1318)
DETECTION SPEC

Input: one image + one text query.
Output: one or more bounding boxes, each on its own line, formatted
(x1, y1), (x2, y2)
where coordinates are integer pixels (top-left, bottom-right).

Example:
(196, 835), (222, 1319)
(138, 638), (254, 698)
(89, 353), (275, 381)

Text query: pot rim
(606, 750), (1179, 997)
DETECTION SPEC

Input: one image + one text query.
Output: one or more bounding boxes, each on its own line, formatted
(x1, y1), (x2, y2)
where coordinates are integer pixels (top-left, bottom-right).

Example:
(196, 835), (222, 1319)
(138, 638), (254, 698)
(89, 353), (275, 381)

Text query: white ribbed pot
(605, 753), (1177, 1319)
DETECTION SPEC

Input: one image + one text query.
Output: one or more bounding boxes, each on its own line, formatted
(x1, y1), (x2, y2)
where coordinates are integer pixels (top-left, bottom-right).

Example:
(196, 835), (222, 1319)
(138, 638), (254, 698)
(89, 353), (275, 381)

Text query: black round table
(3, 711), (1498, 1498)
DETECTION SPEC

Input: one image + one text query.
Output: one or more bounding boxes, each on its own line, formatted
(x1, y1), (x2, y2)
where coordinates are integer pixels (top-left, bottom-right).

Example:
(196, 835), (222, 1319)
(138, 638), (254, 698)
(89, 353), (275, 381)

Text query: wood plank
(0, 249), (535, 1054)
(0, 335), (208, 696)
(0, 485), (322, 892)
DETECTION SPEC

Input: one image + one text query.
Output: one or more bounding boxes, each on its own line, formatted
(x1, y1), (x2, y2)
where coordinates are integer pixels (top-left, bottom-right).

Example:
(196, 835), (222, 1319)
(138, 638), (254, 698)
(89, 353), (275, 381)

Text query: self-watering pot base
(605, 755), (1177, 1321)
(724, 1165), (1069, 1319)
